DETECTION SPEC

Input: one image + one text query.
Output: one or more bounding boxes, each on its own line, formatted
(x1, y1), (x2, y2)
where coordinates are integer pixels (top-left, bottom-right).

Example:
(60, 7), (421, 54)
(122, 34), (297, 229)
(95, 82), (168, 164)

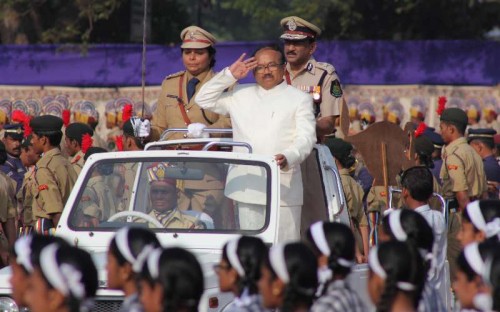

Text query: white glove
(131, 117), (151, 138)
(187, 123), (209, 138)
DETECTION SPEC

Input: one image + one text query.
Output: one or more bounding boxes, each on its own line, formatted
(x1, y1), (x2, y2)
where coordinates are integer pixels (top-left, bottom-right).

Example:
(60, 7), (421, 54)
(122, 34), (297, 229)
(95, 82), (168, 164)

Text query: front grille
(91, 300), (122, 312)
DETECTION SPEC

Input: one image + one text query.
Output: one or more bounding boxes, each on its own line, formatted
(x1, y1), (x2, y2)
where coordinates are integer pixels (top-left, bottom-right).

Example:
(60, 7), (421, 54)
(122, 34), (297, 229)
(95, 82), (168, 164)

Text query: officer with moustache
(1, 124), (26, 193)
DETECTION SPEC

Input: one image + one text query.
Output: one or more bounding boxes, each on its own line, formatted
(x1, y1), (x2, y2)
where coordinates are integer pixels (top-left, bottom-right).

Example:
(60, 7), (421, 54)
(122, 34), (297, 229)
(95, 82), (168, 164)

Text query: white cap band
(147, 248), (162, 279)
(464, 242), (484, 275)
(226, 238), (245, 277)
(132, 245), (156, 273)
(15, 235), (33, 273)
(368, 246), (416, 291)
(115, 228), (136, 264)
(269, 244), (290, 283)
(466, 200), (487, 231)
(310, 221), (331, 256)
(484, 218), (500, 239)
(388, 209), (407, 241)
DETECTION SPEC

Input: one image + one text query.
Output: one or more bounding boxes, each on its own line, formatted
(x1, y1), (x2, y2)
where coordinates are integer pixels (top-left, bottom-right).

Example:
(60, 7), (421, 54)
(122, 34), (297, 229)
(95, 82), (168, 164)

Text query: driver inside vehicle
(146, 162), (207, 229)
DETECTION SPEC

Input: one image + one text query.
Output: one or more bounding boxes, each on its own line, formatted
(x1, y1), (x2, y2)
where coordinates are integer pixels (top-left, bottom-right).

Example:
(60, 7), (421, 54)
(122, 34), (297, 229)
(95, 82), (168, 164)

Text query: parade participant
(457, 199), (500, 246)
(453, 241), (498, 312)
(74, 147), (115, 227)
(17, 135), (40, 233)
(464, 99), (482, 131)
(305, 222), (365, 312)
(400, 167), (447, 289)
(325, 138), (369, 262)
(384, 101), (404, 126)
(0, 100), (11, 135)
(196, 46), (315, 240)
(0, 141), (17, 264)
(146, 162), (204, 229)
(280, 16), (345, 137)
(215, 236), (267, 312)
(358, 102), (376, 130)
(410, 97), (426, 127)
(30, 115), (78, 231)
(367, 241), (426, 312)
(258, 242), (317, 312)
(138, 247), (204, 312)
(151, 26), (231, 141)
(1, 123), (26, 192)
(79, 101), (107, 149)
(483, 103), (500, 133)
(107, 227), (161, 312)
(483, 249), (500, 312)
(468, 128), (500, 199)
(347, 99), (362, 133)
(9, 234), (68, 308)
(65, 122), (94, 175)
(423, 127), (444, 185)
(123, 116), (151, 151)
(439, 106), (488, 280)
(26, 243), (98, 312)
(379, 209), (446, 312)
(105, 100), (120, 151)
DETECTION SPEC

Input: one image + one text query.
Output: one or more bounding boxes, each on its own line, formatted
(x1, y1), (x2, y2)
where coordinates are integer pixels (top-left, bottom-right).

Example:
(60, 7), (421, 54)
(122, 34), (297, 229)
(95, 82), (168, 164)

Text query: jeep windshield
(67, 157), (271, 233)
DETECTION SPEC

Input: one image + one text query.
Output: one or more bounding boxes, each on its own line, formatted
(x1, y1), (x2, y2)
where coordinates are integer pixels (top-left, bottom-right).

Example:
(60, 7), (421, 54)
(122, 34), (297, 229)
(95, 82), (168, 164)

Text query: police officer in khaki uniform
(146, 163), (203, 229)
(76, 147), (115, 227)
(0, 141), (17, 264)
(439, 107), (488, 280)
(325, 138), (369, 263)
(30, 115), (78, 233)
(17, 135), (39, 233)
(151, 26), (231, 141)
(65, 122), (94, 175)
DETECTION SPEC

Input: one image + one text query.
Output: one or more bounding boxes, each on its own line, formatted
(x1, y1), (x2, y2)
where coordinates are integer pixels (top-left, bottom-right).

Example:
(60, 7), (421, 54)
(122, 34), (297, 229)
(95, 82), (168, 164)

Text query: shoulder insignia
(306, 62), (314, 72)
(379, 191), (387, 197)
(447, 165), (458, 170)
(330, 79), (343, 98)
(38, 184), (48, 191)
(71, 155), (81, 164)
(315, 62), (335, 74)
(165, 70), (185, 80)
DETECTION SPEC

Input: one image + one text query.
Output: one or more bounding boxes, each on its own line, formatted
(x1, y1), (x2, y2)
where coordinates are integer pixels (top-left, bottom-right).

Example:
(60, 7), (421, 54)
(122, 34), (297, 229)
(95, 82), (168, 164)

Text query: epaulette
(164, 70), (185, 80)
(315, 62), (336, 75)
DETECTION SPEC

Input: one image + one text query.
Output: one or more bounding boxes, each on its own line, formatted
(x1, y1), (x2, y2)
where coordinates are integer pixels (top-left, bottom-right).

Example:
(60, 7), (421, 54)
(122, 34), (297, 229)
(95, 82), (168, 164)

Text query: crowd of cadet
(0, 15), (499, 312)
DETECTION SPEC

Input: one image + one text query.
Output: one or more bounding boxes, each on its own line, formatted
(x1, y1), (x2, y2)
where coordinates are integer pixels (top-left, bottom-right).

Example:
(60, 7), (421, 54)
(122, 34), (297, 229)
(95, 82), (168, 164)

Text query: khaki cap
(280, 16), (321, 40)
(180, 26), (216, 49)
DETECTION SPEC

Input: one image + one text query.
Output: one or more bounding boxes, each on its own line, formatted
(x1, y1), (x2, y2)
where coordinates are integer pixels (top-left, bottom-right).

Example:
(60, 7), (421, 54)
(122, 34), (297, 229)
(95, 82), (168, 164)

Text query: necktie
(187, 78), (200, 103)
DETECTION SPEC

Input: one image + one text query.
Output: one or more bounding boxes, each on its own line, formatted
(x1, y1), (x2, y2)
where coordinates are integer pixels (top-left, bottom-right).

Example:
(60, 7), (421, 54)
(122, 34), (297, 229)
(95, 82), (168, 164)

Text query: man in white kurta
(195, 47), (316, 241)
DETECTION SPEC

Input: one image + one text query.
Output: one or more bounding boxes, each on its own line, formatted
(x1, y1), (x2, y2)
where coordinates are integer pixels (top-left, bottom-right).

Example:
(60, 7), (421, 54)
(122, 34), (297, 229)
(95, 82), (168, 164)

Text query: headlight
(0, 297), (19, 311)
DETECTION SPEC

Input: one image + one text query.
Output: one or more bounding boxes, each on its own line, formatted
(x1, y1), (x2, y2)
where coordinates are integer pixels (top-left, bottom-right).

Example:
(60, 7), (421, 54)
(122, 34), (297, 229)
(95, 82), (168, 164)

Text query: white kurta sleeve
(195, 68), (237, 115)
(281, 94), (316, 170)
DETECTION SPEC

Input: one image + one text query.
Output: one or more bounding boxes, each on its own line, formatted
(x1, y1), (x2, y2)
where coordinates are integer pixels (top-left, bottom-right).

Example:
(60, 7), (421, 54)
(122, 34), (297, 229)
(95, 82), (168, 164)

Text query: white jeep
(0, 137), (371, 312)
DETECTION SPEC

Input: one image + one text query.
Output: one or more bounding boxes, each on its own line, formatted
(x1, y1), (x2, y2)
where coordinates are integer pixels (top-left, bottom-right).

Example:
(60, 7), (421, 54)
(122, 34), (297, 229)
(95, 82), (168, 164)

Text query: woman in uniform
(215, 236), (267, 312)
(305, 221), (365, 312)
(257, 242), (317, 312)
(137, 247), (204, 312)
(25, 243), (98, 312)
(107, 227), (161, 312)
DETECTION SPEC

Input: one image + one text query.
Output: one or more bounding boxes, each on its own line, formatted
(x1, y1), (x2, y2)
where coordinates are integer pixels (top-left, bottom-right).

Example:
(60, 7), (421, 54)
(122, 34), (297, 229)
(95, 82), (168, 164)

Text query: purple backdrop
(0, 40), (498, 87)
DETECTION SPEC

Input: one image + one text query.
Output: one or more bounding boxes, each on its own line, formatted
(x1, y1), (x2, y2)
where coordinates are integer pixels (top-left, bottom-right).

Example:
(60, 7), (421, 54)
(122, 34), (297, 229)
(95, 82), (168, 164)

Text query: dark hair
(221, 236), (267, 296)
(263, 242), (318, 312)
(252, 44), (286, 65)
(181, 46), (217, 68)
(456, 241), (498, 282)
(462, 200), (500, 241)
(442, 120), (466, 136)
(123, 133), (149, 150)
(34, 130), (63, 147)
(36, 245), (98, 312)
(400, 166), (434, 202)
(381, 209), (434, 297)
(470, 137), (495, 150)
(305, 222), (355, 279)
(374, 241), (426, 312)
(488, 252), (500, 311)
(108, 227), (161, 266)
(140, 247), (204, 312)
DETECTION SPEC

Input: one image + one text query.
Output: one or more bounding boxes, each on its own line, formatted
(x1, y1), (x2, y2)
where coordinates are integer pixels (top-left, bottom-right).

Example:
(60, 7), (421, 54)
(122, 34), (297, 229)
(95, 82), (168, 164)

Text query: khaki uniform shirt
(79, 175), (116, 220)
(440, 137), (487, 199)
(106, 126), (122, 151)
(0, 171), (17, 222)
(70, 150), (85, 175)
(148, 209), (199, 229)
(340, 168), (368, 226)
(17, 167), (35, 226)
(151, 69), (231, 141)
(32, 148), (78, 219)
(285, 58), (342, 118)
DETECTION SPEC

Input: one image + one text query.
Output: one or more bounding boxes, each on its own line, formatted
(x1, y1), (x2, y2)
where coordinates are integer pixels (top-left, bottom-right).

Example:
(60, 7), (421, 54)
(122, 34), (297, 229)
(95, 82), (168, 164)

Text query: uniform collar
(185, 69), (212, 85)
(339, 168), (350, 175)
(414, 204), (431, 213)
(285, 57), (316, 78)
(444, 137), (467, 154)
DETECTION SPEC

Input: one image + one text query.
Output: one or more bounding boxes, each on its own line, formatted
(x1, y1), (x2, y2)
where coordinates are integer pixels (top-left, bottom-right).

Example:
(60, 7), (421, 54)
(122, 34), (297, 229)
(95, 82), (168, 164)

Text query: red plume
(122, 104), (133, 123)
(23, 116), (32, 138)
(436, 96), (447, 116)
(62, 109), (71, 127)
(12, 110), (27, 123)
(115, 135), (123, 151)
(415, 122), (427, 138)
(81, 133), (93, 154)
